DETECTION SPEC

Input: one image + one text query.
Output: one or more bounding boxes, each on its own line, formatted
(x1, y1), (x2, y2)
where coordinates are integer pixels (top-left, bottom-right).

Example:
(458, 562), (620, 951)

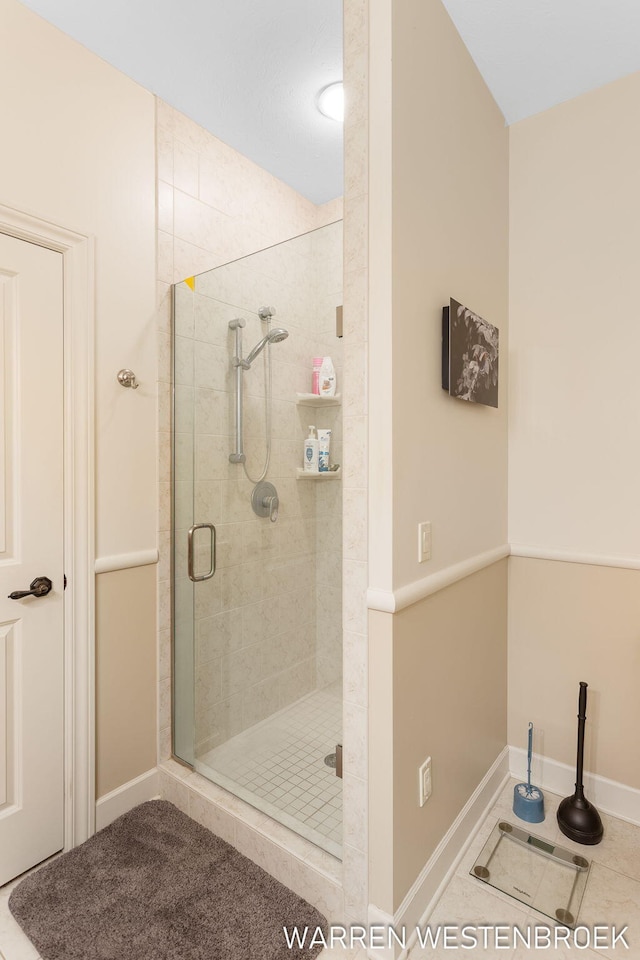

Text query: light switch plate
(419, 756), (432, 806)
(418, 521), (431, 563)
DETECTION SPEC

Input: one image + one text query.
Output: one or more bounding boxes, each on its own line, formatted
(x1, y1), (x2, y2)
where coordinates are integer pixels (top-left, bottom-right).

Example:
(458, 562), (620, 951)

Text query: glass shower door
(172, 223), (344, 857)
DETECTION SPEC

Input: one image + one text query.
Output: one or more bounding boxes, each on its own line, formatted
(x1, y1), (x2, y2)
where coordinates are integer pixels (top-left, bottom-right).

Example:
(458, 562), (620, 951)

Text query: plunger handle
(575, 681), (588, 797)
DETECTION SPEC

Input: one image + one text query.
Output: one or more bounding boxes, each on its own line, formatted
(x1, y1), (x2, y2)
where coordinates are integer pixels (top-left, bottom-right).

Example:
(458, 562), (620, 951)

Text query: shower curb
(158, 760), (345, 923)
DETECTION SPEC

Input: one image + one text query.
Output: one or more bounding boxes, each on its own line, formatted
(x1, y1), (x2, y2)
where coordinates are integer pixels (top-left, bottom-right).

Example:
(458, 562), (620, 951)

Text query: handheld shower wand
(245, 328), (289, 367)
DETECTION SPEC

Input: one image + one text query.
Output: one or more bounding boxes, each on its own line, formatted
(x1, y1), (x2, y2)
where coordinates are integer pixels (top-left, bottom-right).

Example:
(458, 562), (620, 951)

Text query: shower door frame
(169, 289), (193, 768)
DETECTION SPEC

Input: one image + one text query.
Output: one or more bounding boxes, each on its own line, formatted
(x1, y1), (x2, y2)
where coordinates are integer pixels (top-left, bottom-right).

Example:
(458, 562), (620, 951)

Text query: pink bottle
(312, 357), (323, 395)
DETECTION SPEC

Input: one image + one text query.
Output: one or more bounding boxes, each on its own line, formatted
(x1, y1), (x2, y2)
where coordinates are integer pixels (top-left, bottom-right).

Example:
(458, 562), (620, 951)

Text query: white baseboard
(95, 767), (160, 831)
(365, 904), (398, 960)
(367, 746), (510, 960)
(508, 747), (640, 827)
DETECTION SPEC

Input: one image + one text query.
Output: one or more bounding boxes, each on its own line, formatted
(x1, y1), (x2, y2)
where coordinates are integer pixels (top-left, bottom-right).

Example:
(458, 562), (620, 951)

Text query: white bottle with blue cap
(304, 425), (319, 473)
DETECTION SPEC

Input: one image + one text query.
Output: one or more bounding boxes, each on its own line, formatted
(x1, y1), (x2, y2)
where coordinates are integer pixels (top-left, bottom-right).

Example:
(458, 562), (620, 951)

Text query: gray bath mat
(9, 800), (327, 960)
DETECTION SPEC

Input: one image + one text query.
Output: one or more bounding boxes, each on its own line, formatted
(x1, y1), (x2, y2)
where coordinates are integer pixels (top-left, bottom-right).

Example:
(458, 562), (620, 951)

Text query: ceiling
(17, 0), (640, 203)
(441, 0), (640, 125)
(18, 0), (343, 205)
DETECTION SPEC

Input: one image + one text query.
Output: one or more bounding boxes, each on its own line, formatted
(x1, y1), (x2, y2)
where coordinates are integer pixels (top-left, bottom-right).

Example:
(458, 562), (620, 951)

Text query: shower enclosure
(172, 222), (343, 858)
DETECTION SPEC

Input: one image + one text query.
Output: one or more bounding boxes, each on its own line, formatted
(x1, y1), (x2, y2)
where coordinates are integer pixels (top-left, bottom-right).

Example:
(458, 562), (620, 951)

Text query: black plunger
(557, 681), (603, 845)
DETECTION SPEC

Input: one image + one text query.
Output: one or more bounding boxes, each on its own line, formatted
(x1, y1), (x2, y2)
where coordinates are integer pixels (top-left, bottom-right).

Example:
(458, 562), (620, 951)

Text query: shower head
(245, 327), (289, 366)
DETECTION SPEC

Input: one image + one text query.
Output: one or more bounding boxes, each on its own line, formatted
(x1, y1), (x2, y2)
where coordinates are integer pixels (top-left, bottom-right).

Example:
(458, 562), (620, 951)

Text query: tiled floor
(1, 874), (41, 960)
(408, 778), (640, 959)
(197, 682), (343, 857)
(3, 775), (639, 959)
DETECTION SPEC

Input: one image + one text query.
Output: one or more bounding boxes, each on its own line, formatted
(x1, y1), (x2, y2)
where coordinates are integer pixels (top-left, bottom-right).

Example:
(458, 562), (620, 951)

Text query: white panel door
(0, 233), (64, 885)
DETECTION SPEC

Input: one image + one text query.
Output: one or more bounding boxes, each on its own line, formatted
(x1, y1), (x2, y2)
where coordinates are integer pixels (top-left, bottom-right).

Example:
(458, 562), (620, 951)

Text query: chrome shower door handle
(188, 523), (216, 582)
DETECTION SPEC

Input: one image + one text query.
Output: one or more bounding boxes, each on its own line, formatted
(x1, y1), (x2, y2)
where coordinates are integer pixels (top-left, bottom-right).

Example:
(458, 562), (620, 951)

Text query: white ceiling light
(317, 82), (344, 122)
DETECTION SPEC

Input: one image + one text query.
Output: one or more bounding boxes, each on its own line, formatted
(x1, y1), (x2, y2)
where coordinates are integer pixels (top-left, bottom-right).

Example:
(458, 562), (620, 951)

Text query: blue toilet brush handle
(527, 722), (533, 790)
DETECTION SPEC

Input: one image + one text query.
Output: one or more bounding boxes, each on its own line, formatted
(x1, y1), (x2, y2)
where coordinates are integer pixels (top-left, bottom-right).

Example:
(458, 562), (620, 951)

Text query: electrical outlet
(418, 756), (432, 807)
(418, 521), (431, 563)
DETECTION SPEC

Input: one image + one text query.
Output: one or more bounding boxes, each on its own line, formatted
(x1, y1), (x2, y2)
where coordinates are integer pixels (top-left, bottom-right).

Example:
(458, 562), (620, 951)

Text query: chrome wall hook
(117, 369), (139, 389)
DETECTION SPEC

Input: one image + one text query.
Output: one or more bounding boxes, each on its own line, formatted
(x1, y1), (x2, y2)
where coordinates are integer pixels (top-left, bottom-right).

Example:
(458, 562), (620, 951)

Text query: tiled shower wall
(156, 98), (343, 761)
(340, 0), (370, 921)
(172, 226), (343, 757)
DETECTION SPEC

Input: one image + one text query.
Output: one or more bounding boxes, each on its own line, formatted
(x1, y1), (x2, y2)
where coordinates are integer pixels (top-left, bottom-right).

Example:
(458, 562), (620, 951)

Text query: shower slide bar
(229, 318), (247, 464)
(188, 523), (216, 582)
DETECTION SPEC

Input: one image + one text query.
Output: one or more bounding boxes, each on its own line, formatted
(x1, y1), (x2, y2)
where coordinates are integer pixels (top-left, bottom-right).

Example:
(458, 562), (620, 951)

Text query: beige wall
(391, 0), (509, 589)
(368, 0), (509, 915)
(509, 72), (640, 558)
(369, 563), (508, 914)
(509, 558), (640, 790)
(508, 73), (640, 786)
(0, 0), (157, 559)
(0, 0), (158, 801)
(394, 560), (507, 902)
(96, 566), (157, 797)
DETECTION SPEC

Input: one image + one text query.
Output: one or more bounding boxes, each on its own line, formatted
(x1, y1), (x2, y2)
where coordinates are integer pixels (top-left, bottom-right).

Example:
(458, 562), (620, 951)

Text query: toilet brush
(557, 681), (603, 845)
(513, 722), (545, 823)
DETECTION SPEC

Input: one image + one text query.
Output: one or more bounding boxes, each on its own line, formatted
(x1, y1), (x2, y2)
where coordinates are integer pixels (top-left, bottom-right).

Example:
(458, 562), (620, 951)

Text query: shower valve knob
(264, 496), (279, 522)
(251, 481), (279, 522)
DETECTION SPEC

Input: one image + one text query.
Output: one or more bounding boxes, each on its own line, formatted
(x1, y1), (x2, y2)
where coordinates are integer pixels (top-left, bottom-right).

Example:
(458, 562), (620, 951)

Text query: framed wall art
(442, 298), (499, 408)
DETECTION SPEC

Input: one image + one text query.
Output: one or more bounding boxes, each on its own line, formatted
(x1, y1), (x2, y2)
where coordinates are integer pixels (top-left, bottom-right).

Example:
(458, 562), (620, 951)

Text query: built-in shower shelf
(296, 468), (341, 481)
(295, 393), (341, 406)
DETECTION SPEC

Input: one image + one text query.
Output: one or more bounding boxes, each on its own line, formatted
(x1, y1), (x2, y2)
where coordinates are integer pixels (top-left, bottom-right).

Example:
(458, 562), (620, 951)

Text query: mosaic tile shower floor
(197, 682), (343, 857)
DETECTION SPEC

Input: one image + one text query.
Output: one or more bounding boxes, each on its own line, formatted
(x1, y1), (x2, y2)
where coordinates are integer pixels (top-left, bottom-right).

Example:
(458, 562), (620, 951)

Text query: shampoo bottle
(304, 425), (319, 472)
(312, 357), (323, 395)
(318, 357), (336, 397)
